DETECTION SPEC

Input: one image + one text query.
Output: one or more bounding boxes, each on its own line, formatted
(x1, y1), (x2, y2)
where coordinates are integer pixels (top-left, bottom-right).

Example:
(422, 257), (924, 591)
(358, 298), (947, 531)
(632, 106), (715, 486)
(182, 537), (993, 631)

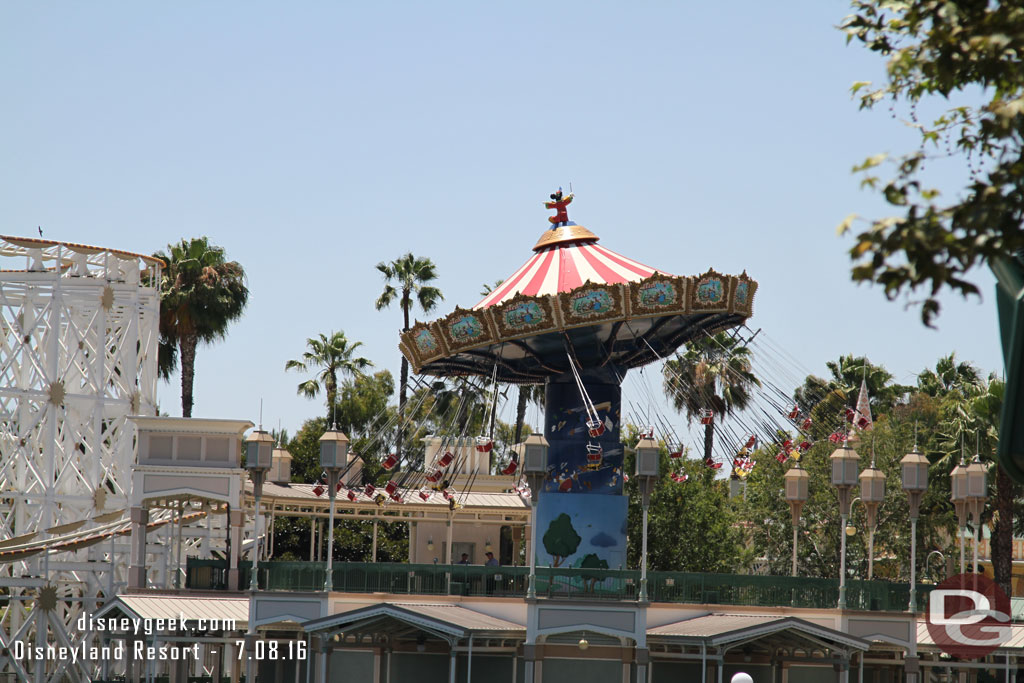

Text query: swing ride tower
(400, 196), (757, 582)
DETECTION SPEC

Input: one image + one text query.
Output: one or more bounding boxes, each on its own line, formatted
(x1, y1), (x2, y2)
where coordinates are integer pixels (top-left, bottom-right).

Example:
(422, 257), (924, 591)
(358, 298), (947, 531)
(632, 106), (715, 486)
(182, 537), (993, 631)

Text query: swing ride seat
(381, 453), (399, 470)
(475, 438), (493, 453)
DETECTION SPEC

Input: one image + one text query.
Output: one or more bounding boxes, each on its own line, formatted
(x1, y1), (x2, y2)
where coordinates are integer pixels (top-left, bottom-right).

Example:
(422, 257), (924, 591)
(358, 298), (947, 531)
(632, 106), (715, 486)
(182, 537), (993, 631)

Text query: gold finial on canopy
(532, 224), (599, 251)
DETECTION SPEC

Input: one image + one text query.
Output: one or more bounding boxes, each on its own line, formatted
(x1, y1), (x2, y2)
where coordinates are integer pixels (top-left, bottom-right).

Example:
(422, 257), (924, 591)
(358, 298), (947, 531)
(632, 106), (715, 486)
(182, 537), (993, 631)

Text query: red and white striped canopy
(474, 229), (664, 309)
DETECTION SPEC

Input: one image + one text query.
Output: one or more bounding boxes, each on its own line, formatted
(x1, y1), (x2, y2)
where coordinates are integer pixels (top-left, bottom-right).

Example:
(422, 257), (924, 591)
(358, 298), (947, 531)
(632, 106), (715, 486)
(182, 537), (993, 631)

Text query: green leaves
(842, 0), (1024, 324)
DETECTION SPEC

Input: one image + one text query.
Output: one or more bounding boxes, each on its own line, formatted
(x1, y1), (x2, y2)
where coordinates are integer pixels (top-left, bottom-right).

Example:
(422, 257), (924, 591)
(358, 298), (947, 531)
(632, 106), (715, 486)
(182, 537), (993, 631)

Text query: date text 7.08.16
(236, 640), (307, 660)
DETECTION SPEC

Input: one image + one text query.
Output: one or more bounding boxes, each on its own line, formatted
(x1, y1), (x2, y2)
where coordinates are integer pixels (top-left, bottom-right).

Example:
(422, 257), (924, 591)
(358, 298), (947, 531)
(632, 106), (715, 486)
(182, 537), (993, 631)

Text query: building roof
(94, 594), (249, 630)
(254, 481), (529, 512)
(649, 613), (870, 651)
(303, 601), (524, 637)
(916, 620), (1024, 651)
(474, 225), (661, 309)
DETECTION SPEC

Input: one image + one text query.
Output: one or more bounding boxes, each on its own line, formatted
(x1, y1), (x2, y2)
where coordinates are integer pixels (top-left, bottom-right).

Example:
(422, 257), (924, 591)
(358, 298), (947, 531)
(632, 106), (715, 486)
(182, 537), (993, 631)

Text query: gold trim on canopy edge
(532, 224), (599, 251)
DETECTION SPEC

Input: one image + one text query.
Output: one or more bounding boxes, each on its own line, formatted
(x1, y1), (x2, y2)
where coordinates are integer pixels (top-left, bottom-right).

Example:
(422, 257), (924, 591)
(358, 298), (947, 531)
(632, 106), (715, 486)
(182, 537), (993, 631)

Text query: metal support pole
(324, 468), (341, 592)
(792, 525), (799, 577)
(639, 496), (649, 602)
(527, 500), (538, 600)
(838, 512), (848, 610)
(371, 519), (378, 563)
(973, 522), (980, 590)
(867, 527), (874, 581)
(960, 523), (967, 575)
(250, 491), (262, 593)
(909, 517), (918, 612)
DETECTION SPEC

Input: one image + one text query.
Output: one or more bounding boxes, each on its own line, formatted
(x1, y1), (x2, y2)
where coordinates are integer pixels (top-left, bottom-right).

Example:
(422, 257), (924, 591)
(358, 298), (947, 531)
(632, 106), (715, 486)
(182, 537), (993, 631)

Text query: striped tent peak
(474, 224), (667, 310)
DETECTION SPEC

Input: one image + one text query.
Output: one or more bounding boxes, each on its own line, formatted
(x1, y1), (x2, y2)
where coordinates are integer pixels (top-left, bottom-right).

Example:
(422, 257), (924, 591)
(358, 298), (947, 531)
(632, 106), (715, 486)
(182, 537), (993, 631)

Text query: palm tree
(285, 331), (372, 424)
(917, 352), (983, 397)
(824, 354), (912, 414)
(154, 237), (249, 417)
(514, 384), (545, 443)
(934, 374), (1014, 595)
(663, 332), (760, 461)
(374, 253), (444, 457)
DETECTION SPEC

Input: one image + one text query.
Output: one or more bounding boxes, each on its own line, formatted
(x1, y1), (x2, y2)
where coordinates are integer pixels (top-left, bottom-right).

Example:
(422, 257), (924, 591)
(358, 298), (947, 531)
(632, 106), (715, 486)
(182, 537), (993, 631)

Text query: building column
(835, 655), (850, 683)
(523, 644), (537, 683)
(904, 656), (920, 683)
(211, 641), (224, 683)
(126, 635), (143, 683)
(228, 508), (244, 591)
(128, 506), (149, 588)
(636, 647), (649, 683)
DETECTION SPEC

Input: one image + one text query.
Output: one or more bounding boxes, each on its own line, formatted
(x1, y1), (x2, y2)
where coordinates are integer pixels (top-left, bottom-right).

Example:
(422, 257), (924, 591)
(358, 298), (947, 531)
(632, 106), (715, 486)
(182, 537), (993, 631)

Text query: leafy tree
(839, 0), (1024, 324)
(153, 237), (249, 417)
(623, 427), (746, 573)
(285, 331), (372, 423)
(742, 407), (958, 583)
(375, 253), (444, 459)
(578, 553), (609, 592)
(543, 513), (581, 568)
(663, 332), (760, 461)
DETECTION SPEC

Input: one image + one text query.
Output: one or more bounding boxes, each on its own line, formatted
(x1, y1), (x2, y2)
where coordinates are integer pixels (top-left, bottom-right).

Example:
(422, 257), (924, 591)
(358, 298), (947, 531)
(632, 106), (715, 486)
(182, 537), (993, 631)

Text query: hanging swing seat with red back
(382, 453), (399, 471)
(475, 437), (493, 453)
(699, 409), (714, 425)
(438, 451), (455, 468)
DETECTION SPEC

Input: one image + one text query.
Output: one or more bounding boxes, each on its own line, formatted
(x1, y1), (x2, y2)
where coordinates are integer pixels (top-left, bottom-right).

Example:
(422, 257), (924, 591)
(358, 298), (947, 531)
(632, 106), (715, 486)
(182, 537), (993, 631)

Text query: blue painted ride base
(535, 367), (628, 573)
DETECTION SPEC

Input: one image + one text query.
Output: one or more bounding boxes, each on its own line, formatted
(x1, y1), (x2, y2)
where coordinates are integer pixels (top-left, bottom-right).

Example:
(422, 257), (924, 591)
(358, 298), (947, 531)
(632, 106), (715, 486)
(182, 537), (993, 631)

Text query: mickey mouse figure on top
(545, 187), (574, 228)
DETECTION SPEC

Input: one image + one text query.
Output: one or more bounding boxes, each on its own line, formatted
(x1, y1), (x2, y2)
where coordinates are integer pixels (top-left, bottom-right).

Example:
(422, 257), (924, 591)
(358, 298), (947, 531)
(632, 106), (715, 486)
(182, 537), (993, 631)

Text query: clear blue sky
(0, 2), (1002, 439)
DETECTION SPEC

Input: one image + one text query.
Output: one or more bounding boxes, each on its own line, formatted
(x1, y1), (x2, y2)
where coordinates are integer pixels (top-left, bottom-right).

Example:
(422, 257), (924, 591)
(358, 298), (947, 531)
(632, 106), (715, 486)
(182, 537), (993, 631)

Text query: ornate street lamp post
(243, 429), (274, 683)
(783, 463), (809, 577)
(858, 455), (886, 581)
(830, 434), (860, 609)
(319, 427), (350, 592)
(245, 430), (274, 592)
(901, 444), (929, 611)
(951, 455), (969, 575)
(965, 454), (988, 581)
(635, 436), (659, 602)
(521, 433), (549, 600)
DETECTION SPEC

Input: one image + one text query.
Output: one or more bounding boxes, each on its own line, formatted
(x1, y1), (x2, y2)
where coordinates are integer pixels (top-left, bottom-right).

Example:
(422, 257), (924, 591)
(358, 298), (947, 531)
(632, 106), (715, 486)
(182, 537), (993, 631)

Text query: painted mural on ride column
(534, 376), (628, 579)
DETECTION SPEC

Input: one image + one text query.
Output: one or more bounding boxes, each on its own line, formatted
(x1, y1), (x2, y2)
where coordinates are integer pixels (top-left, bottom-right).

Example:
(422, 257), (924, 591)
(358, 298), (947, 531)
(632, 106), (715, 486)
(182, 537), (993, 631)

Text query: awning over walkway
(649, 613), (870, 652)
(303, 602), (525, 641)
(94, 594), (249, 631)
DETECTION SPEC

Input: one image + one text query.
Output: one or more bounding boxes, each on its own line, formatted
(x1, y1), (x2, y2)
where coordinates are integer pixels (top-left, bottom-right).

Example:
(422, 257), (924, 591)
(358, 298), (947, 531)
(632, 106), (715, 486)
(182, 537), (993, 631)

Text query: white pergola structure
(0, 235), (162, 683)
